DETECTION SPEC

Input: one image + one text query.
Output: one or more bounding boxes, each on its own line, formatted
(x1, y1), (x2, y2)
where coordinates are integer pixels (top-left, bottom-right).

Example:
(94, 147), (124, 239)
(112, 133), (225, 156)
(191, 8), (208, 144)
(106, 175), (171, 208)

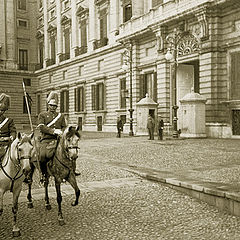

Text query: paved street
(1, 134), (240, 239)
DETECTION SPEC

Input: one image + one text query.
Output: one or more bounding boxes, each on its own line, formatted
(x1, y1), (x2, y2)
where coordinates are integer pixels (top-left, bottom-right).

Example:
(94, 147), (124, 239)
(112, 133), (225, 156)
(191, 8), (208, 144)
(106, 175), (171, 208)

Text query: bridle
(0, 139), (32, 192)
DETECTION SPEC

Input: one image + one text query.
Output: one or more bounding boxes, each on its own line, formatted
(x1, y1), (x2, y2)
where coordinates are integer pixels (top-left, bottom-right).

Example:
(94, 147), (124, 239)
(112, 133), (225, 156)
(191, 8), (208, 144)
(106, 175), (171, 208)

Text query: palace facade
(1, 0), (240, 138)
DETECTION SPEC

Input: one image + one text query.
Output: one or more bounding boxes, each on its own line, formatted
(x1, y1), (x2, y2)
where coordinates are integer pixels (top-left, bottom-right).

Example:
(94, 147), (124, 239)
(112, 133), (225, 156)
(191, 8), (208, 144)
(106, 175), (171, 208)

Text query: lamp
(121, 42), (134, 136)
(165, 28), (185, 138)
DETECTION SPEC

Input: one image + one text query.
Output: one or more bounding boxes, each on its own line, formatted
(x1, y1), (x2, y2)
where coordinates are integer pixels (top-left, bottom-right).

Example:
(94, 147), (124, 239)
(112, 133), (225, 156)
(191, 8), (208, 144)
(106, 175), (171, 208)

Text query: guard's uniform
(0, 94), (16, 160)
(37, 91), (66, 179)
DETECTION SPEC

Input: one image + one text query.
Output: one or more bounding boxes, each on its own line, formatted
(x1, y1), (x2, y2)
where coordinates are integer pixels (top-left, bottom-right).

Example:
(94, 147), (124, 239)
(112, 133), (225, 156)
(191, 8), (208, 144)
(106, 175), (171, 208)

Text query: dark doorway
(97, 116), (102, 131)
(149, 109), (155, 119)
(232, 110), (240, 135)
(78, 117), (82, 131)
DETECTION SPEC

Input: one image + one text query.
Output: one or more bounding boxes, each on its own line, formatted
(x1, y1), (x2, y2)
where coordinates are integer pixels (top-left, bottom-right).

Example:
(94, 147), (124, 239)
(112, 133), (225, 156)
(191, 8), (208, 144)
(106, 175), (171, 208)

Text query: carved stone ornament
(195, 7), (210, 41)
(36, 30), (44, 39)
(95, 0), (109, 5)
(61, 15), (71, 25)
(47, 24), (57, 33)
(177, 34), (200, 56)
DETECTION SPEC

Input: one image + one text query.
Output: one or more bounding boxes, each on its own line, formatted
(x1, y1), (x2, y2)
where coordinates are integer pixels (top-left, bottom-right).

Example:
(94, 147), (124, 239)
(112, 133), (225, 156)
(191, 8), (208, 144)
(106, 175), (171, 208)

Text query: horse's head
(63, 126), (80, 161)
(12, 132), (34, 176)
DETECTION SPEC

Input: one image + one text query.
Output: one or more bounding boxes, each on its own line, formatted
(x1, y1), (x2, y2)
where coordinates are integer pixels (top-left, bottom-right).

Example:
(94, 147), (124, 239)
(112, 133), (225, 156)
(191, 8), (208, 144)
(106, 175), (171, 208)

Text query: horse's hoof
(0, 209), (3, 216)
(45, 204), (51, 210)
(71, 201), (78, 206)
(12, 229), (21, 237)
(58, 218), (65, 226)
(27, 202), (33, 209)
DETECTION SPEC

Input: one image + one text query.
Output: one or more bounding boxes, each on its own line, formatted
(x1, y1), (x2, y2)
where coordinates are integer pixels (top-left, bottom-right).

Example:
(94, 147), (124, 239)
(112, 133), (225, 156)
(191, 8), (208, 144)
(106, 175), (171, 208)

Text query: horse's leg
(27, 165), (35, 208)
(44, 175), (51, 210)
(12, 186), (22, 237)
(67, 172), (80, 206)
(55, 180), (65, 226)
(0, 190), (4, 215)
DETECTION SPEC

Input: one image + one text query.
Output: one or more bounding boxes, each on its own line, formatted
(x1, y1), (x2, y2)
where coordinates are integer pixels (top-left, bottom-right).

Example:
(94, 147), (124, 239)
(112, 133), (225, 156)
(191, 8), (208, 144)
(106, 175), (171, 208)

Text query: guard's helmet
(47, 91), (58, 106)
(0, 93), (10, 111)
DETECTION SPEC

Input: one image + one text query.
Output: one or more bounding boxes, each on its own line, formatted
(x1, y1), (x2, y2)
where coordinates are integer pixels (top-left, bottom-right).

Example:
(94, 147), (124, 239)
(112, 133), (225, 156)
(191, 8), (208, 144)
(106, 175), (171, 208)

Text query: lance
(22, 81), (33, 132)
(22, 82), (41, 172)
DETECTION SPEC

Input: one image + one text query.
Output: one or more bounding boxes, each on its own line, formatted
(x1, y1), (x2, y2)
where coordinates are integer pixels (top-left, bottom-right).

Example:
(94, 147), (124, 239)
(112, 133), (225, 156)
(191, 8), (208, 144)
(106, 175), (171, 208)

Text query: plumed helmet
(47, 91), (58, 106)
(0, 93), (10, 111)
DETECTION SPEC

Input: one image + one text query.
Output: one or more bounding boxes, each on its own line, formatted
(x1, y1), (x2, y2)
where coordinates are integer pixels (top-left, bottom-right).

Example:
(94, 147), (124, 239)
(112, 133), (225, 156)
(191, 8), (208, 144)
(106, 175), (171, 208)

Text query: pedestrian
(147, 114), (155, 140)
(37, 91), (68, 183)
(157, 116), (164, 140)
(117, 117), (123, 138)
(0, 93), (17, 161)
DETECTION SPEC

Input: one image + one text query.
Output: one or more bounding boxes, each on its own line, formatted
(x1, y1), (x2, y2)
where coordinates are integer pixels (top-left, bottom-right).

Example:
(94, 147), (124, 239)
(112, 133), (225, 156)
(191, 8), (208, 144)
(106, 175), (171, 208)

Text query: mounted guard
(37, 91), (67, 183)
(0, 93), (16, 161)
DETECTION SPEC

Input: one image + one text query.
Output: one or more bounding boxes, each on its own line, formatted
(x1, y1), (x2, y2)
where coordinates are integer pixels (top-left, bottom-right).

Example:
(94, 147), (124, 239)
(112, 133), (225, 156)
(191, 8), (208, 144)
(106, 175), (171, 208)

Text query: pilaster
(56, 0), (62, 63)
(71, 0), (78, 57)
(88, 0), (96, 51)
(109, 0), (119, 44)
(43, 0), (49, 67)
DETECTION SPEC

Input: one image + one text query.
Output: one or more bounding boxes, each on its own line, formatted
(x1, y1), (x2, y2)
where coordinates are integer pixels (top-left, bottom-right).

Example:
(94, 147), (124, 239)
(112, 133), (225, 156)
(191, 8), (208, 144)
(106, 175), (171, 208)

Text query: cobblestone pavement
(1, 133), (240, 239)
(2, 179), (240, 240)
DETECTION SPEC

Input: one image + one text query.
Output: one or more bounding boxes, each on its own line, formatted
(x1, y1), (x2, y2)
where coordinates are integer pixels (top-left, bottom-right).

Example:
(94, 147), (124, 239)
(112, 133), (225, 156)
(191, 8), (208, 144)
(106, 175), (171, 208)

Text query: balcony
(46, 58), (56, 67)
(93, 37), (108, 50)
(17, 63), (43, 71)
(75, 46), (87, 57)
(117, 0), (210, 40)
(35, 63), (43, 71)
(59, 53), (70, 62)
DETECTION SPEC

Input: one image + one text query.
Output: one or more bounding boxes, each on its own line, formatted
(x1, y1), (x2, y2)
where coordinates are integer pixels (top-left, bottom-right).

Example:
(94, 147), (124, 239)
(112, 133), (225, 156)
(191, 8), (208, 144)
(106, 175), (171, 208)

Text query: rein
(52, 136), (79, 180)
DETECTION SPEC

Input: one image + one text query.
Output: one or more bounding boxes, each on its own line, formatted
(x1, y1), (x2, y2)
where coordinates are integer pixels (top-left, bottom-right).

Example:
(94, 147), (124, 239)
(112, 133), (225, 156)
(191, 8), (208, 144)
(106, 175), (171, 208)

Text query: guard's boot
(74, 171), (81, 176)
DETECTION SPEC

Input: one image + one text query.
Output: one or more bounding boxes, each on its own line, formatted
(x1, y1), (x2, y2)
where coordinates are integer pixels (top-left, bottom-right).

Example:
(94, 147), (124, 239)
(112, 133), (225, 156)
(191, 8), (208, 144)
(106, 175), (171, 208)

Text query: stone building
(0, 0), (38, 130)
(1, 0), (240, 138)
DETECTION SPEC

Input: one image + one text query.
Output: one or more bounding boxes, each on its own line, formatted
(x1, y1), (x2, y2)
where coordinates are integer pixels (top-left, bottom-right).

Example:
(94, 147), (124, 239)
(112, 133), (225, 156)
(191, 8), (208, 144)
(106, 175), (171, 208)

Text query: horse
(0, 132), (34, 237)
(26, 125), (81, 225)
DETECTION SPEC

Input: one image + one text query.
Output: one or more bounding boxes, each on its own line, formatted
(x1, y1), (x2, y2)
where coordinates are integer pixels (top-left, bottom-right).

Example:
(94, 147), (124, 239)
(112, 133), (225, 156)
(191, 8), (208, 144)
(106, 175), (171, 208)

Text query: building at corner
(0, 0), (240, 138)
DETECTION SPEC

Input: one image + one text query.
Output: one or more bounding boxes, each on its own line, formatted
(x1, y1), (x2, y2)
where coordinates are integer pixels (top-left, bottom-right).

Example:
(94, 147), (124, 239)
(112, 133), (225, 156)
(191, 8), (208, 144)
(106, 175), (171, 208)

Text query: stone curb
(126, 168), (240, 217)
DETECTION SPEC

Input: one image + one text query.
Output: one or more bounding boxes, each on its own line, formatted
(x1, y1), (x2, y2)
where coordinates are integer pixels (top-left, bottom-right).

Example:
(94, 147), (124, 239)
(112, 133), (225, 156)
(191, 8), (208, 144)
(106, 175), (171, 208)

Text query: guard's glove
(9, 136), (14, 141)
(53, 129), (62, 135)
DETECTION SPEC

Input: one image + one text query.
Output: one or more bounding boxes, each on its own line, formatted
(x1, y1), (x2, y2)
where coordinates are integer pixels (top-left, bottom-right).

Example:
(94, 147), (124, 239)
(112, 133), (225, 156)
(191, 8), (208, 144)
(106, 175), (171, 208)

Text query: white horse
(0, 132), (34, 237)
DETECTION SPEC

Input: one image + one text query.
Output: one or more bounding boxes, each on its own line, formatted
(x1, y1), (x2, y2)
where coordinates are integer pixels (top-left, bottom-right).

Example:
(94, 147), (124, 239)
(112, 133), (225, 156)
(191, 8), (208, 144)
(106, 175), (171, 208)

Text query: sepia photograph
(1, 0), (240, 239)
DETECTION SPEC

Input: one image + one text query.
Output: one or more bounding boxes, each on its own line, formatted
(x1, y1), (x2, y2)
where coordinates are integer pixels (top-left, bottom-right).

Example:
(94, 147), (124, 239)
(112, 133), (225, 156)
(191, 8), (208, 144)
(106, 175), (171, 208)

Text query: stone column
(71, 0), (77, 57)
(109, 0), (119, 44)
(56, 0), (62, 63)
(88, 0), (96, 51)
(43, 0), (49, 67)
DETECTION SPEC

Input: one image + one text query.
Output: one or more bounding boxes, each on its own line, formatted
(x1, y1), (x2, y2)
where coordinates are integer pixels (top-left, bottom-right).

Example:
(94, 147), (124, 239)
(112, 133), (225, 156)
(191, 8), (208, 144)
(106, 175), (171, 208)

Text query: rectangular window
(123, 3), (132, 22)
(140, 72), (157, 102)
(120, 78), (127, 109)
(23, 78), (31, 86)
(92, 82), (105, 111)
(18, 20), (27, 27)
(231, 52), (240, 100)
(60, 90), (69, 113)
(75, 87), (85, 112)
(49, 73), (53, 83)
(63, 70), (67, 80)
(80, 20), (87, 48)
(98, 59), (104, 71)
(23, 94), (32, 114)
(50, 36), (56, 63)
(36, 94), (41, 115)
(152, 0), (163, 8)
(100, 9), (107, 39)
(19, 49), (28, 70)
(79, 65), (84, 76)
(39, 42), (44, 69)
(64, 28), (70, 56)
(18, 0), (26, 10)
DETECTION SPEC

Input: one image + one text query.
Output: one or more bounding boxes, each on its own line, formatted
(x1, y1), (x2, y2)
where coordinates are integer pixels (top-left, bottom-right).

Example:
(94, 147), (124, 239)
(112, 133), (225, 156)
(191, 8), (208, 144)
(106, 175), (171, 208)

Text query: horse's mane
(63, 126), (81, 139)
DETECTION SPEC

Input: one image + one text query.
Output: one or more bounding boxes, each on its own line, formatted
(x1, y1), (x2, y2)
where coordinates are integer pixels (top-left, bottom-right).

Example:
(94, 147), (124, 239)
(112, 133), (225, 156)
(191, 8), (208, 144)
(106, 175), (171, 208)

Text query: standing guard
(37, 91), (67, 183)
(0, 93), (16, 160)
